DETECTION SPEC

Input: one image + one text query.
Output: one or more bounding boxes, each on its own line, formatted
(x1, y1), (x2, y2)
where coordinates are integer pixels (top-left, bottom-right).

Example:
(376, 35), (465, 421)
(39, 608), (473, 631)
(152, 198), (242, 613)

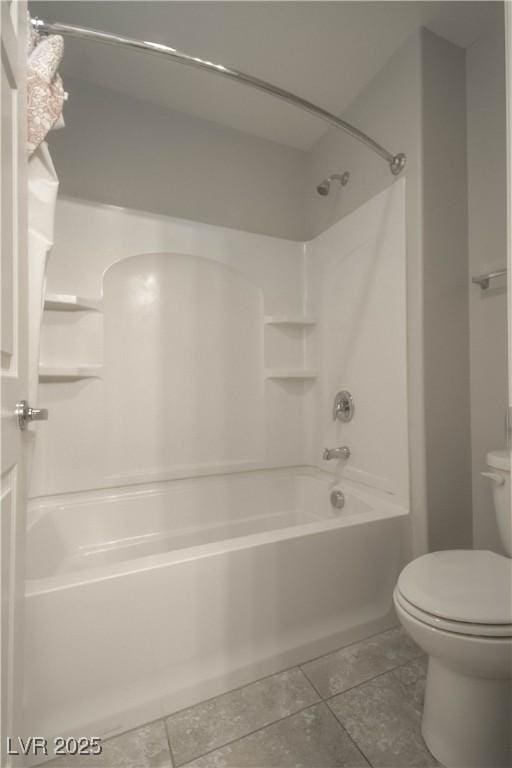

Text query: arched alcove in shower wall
(102, 253), (265, 483)
(30, 200), (307, 498)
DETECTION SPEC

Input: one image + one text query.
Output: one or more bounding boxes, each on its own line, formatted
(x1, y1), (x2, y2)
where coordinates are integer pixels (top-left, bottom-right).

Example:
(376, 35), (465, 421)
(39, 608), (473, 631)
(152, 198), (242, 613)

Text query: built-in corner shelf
(39, 366), (103, 383)
(44, 293), (102, 312)
(264, 315), (316, 327)
(471, 269), (507, 290)
(265, 369), (318, 380)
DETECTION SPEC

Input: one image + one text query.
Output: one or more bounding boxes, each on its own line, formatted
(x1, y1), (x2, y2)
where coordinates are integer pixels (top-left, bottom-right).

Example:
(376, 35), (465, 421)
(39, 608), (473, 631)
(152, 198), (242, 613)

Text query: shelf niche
(265, 369), (318, 380)
(44, 294), (102, 312)
(38, 366), (103, 383)
(264, 315), (316, 327)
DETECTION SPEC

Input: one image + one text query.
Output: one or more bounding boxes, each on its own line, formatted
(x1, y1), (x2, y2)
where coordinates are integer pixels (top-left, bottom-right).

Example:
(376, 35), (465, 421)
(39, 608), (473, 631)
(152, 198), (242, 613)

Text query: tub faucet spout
(323, 446), (350, 461)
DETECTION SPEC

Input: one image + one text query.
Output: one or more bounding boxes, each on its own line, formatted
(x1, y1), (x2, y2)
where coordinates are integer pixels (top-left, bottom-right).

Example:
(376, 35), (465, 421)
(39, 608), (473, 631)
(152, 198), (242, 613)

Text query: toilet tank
(485, 450), (511, 557)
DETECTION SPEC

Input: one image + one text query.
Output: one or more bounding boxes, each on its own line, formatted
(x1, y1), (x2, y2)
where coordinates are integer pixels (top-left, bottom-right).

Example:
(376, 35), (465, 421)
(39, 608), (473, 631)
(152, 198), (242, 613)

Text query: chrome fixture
(323, 446), (350, 461)
(330, 490), (345, 509)
(471, 268), (507, 290)
(15, 400), (48, 431)
(316, 172), (350, 196)
(333, 390), (354, 422)
(31, 18), (406, 176)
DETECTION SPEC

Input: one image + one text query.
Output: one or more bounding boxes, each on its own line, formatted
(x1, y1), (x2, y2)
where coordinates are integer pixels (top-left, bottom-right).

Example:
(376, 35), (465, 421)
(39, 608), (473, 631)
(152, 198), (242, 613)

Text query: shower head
(316, 171), (350, 196)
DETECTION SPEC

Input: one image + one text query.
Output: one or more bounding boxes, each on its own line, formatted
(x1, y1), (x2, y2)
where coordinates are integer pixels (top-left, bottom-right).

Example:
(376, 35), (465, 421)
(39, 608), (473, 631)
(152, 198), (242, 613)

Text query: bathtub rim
(26, 465), (409, 595)
(27, 464), (404, 516)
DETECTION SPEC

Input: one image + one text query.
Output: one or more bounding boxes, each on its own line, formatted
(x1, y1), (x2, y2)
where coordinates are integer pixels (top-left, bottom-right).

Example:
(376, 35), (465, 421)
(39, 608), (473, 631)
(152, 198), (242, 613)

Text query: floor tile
(166, 668), (320, 765)
(182, 703), (369, 767)
(301, 627), (422, 698)
(329, 657), (439, 767)
(46, 721), (172, 768)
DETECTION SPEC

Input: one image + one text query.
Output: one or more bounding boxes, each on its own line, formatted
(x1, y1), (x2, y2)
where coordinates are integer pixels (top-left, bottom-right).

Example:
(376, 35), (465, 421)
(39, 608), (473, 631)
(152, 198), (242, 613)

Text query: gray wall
(306, 28), (473, 553)
(466, 17), (508, 552)
(48, 77), (308, 240)
(421, 31), (472, 552)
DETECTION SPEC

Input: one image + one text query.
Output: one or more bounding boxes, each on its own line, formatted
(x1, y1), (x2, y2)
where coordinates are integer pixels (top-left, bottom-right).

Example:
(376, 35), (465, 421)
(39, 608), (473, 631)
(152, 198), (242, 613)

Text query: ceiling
(31, 1), (503, 149)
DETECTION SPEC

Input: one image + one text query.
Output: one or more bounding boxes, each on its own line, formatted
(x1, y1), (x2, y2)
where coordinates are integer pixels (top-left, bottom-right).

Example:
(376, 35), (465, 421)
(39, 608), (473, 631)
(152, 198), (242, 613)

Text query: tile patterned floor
(48, 626), (438, 768)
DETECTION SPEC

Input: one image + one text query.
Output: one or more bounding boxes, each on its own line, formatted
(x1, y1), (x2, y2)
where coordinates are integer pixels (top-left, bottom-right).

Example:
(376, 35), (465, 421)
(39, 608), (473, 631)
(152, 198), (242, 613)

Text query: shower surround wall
(305, 181), (408, 502)
(31, 180), (407, 501)
(32, 198), (306, 497)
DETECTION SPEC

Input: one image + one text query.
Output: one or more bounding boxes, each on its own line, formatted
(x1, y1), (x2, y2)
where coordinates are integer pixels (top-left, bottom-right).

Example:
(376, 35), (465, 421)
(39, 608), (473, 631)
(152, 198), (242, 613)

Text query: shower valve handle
(333, 390), (354, 422)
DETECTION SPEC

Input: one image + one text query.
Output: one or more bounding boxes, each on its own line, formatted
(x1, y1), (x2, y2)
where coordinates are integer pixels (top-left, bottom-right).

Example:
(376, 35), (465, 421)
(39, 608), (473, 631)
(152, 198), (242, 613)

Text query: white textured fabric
(27, 15), (65, 156)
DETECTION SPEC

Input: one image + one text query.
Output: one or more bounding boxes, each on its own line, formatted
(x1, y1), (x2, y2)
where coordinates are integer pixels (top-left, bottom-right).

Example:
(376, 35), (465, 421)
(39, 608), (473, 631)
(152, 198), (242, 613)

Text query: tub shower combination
(25, 13), (409, 749)
(25, 190), (408, 742)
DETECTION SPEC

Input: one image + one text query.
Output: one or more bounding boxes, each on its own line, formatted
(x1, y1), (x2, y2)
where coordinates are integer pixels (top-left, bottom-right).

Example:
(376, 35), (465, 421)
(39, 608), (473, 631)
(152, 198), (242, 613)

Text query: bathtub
(24, 466), (409, 745)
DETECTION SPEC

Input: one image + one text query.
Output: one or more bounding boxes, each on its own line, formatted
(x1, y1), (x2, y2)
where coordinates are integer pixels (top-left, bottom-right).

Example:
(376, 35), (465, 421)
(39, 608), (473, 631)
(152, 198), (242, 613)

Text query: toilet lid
(397, 550), (512, 625)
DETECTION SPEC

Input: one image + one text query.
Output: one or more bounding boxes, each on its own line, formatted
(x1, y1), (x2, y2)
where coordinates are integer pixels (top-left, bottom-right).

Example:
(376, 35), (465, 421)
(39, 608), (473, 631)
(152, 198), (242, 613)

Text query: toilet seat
(396, 550), (512, 637)
(394, 588), (512, 637)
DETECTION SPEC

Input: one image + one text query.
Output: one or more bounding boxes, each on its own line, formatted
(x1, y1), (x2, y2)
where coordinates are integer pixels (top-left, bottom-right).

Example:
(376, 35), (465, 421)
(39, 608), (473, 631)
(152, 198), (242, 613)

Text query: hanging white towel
(27, 20), (65, 155)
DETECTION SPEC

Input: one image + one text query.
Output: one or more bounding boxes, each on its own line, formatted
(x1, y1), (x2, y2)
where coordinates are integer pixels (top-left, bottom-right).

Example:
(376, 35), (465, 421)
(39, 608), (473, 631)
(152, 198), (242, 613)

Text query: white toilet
(393, 449), (512, 768)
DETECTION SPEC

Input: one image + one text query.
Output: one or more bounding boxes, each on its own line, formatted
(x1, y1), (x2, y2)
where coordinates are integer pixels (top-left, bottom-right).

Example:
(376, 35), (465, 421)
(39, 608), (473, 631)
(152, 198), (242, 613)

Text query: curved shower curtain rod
(32, 17), (406, 176)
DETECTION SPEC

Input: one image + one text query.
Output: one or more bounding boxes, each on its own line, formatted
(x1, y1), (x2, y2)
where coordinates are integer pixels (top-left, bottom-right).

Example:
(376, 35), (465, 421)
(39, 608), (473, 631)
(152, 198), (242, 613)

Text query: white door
(507, 3), (512, 447)
(1, 0), (28, 761)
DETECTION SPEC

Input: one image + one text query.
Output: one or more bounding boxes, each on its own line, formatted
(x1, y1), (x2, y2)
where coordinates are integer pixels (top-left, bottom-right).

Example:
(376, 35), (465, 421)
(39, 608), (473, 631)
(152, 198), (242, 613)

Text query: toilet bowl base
(422, 657), (512, 768)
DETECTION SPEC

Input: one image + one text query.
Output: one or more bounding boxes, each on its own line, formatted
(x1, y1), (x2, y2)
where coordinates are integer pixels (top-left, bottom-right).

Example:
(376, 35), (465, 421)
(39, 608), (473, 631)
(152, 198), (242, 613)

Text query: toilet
(393, 449), (512, 768)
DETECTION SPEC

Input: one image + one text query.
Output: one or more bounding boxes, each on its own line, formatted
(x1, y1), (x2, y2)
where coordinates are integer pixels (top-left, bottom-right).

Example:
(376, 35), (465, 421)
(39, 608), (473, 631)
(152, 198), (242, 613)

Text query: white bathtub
(24, 467), (409, 745)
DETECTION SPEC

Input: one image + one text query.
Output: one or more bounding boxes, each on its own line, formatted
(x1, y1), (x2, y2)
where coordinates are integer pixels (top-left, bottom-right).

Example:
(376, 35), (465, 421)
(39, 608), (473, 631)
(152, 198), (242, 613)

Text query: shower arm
(31, 17), (406, 176)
